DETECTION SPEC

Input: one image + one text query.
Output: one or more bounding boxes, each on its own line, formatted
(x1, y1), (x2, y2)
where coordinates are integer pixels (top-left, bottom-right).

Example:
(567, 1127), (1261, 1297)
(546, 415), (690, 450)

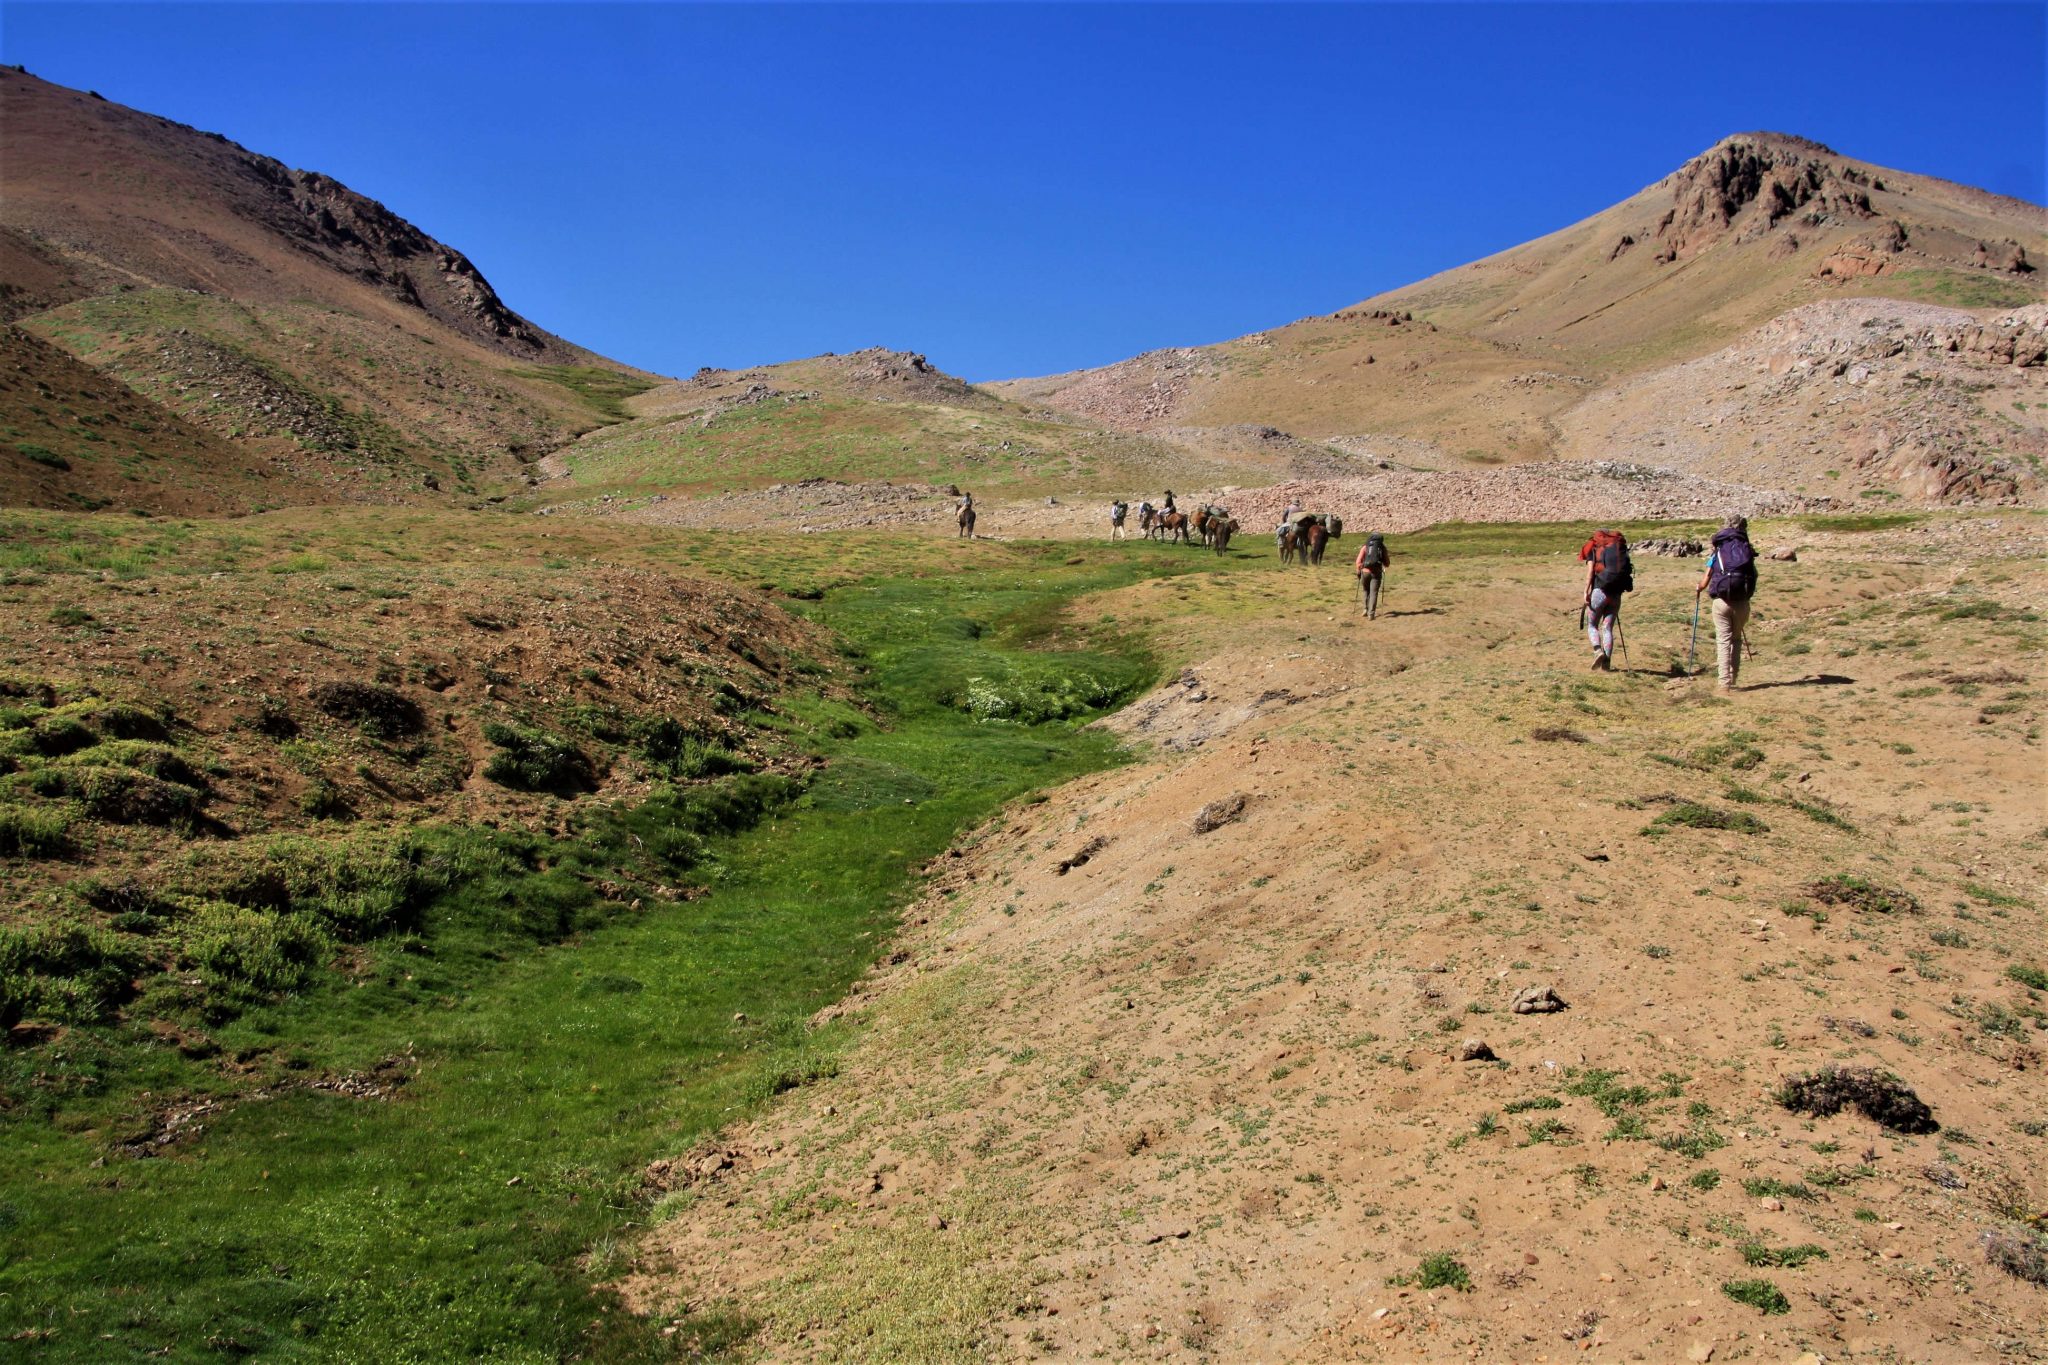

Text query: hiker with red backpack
(1578, 528), (1632, 671)
(1696, 514), (1758, 690)
(1354, 531), (1391, 619)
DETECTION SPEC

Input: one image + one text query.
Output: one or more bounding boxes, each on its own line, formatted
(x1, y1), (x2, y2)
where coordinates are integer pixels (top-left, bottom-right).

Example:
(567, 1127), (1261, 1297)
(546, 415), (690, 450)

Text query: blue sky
(5, 3), (2043, 380)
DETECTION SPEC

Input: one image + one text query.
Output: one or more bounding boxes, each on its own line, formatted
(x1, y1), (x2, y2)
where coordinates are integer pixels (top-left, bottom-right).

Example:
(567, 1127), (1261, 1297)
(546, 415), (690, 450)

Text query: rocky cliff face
(1649, 135), (1881, 263)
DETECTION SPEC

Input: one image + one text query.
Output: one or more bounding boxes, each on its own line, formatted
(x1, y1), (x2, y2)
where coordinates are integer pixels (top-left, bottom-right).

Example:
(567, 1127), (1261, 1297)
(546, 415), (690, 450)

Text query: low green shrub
(482, 723), (594, 793)
(179, 902), (329, 997)
(1721, 1278), (1790, 1314)
(2007, 964), (2048, 992)
(1644, 803), (1768, 836)
(0, 802), (73, 858)
(0, 920), (143, 1025)
(177, 831), (446, 942)
(1806, 875), (1917, 915)
(8, 765), (204, 825)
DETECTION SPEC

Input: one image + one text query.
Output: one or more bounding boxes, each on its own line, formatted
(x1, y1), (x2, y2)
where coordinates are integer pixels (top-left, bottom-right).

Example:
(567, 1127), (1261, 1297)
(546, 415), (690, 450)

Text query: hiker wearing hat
(1578, 528), (1633, 671)
(1697, 514), (1758, 690)
(1353, 532), (1391, 619)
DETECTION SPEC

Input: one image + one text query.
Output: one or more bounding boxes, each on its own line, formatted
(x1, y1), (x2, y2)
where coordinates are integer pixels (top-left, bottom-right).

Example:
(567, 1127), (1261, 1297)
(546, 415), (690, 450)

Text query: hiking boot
(1591, 652), (1608, 671)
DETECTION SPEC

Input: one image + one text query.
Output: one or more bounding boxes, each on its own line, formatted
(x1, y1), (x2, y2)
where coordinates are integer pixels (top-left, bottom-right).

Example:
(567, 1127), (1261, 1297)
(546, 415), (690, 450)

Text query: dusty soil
(622, 515), (2047, 1362)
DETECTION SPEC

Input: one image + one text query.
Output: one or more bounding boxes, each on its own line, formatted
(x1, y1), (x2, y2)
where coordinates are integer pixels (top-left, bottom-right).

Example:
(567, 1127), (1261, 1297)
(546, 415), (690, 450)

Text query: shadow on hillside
(1380, 608), (1445, 618)
(1742, 674), (1855, 690)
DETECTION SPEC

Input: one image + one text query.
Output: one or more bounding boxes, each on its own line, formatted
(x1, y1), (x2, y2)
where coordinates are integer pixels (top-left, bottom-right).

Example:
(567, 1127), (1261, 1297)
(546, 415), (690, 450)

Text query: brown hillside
(0, 323), (311, 513)
(992, 135), (2046, 503)
(0, 69), (655, 502)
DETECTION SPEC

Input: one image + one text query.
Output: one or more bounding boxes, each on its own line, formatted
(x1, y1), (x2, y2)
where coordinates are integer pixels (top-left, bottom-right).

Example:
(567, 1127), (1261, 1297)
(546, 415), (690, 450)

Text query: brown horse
(1157, 511), (1191, 544)
(1277, 524), (1299, 564)
(1212, 517), (1237, 554)
(957, 504), (976, 538)
(1303, 521), (1329, 565)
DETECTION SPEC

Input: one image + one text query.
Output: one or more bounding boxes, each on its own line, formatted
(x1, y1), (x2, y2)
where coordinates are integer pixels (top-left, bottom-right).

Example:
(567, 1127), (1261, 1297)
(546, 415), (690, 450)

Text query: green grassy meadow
(0, 515), (1220, 1360)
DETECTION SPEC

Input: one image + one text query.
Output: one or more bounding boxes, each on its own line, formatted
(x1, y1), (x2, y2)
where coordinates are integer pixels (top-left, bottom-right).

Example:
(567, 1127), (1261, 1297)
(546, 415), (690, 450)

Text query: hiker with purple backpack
(1696, 514), (1759, 691)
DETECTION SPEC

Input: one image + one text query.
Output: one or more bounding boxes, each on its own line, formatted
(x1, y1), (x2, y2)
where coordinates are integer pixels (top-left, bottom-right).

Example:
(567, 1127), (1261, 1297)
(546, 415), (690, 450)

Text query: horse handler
(1354, 532), (1391, 619)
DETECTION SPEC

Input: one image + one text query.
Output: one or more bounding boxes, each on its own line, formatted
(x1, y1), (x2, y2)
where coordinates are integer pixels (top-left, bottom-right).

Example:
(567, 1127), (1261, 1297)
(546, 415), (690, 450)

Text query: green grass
(509, 365), (659, 423)
(1741, 1242), (1829, 1268)
(1880, 267), (2041, 310)
(1643, 802), (1769, 836)
(0, 537), (1194, 1359)
(1721, 1278), (1792, 1315)
(2008, 964), (2048, 992)
(1388, 1252), (1473, 1292)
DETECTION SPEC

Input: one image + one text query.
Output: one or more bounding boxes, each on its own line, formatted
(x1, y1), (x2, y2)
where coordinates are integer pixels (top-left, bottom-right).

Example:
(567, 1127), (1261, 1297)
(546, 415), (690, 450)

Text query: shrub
(1721, 1279), (1790, 1314)
(1644, 803), (1768, 836)
(308, 681), (424, 740)
(73, 702), (170, 742)
(2007, 964), (2048, 992)
(1741, 1242), (1829, 1268)
(26, 714), (97, 757)
(0, 802), (73, 858)
(637, 719), (753, 780)
(10, 765), (204, 825)
(1389, 1252), (1472, 1292)
(1776, 1066), (1937, 1134)
(1982, 1228), (2048, 1286)
(55, 741), (205, 789)
(15, 442), (70, 470)
(177, 832), (443, 941)
(482, 723), (594, 793)
(180, 902), (328, 996)
(0, 920), (143, 1025)
(1806, 875), (1917, 915)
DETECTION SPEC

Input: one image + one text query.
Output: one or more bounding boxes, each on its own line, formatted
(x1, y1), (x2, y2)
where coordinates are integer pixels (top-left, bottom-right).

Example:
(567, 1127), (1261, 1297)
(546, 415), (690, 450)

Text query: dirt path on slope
(620, 520), (2047, 1363)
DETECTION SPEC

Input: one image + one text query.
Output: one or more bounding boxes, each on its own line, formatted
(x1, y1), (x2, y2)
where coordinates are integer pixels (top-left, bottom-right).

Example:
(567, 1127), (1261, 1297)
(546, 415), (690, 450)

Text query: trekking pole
(1616, 615), (1630, 668)
(1687, 591), (1701, 675)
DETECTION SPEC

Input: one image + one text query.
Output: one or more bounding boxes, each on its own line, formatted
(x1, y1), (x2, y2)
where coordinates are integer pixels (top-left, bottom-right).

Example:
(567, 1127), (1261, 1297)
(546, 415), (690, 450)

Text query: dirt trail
(623, 519), (2047, 1362)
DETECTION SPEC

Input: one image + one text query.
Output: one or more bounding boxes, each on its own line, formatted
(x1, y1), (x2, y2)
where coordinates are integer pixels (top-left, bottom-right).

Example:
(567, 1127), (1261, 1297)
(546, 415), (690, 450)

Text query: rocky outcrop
(1974, 239), (2035, 273)
(1647, 135), (1881, 264)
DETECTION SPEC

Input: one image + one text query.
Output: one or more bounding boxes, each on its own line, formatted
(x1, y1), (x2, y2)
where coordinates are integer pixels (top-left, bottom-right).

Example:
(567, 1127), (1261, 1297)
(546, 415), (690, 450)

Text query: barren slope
(993, 135), (2046, 503)
(623, 515), (2048, 1362)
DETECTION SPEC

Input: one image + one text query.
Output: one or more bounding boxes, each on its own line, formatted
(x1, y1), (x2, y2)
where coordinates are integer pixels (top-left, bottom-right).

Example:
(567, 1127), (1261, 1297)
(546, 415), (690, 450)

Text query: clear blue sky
(5, 3), (2042, 380)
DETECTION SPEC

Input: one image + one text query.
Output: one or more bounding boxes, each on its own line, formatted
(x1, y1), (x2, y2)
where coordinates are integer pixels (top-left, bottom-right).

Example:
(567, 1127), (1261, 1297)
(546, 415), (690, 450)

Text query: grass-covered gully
(0, 511), (1201, 1359)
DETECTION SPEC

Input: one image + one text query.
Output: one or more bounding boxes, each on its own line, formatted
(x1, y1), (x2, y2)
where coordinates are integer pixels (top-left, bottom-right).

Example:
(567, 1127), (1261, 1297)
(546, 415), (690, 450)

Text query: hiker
(1283, 498), (1302, 524)
(1579, 527), (1633, 671)
(1109, 499), (1129, 540)
(1696, 514), (1758, 690)
(956, 489), (976, 538)
(1354, 531), (1391, 619)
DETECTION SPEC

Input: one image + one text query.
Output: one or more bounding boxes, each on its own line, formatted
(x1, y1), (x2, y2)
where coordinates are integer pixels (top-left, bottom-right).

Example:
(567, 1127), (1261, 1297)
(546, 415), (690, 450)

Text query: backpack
(1706, 528), (1757, 602)
(1585, 530), (1633, 594)
(1362, 533), (1387, 569)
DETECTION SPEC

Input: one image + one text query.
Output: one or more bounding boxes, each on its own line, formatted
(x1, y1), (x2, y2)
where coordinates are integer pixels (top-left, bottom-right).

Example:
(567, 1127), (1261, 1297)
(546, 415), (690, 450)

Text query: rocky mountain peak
(1650, 134), (1883, 263)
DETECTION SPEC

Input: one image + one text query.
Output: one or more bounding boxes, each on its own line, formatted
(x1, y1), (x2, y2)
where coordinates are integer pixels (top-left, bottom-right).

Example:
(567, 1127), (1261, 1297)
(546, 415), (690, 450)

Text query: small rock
(1457, 1038), (1497, 1062)
(1523, 1253), (1539, 1265)
(1512, 985), (1568, 1015)
(1686, 1344), (1715, 1364)
(1758, 1197), (1784, 1212)
(1769, 548), (1798, 562)
(732, 1012), (747, 1024)
(1649, 1175), (1668, 1191)
(927, 1214), (948, 1231)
